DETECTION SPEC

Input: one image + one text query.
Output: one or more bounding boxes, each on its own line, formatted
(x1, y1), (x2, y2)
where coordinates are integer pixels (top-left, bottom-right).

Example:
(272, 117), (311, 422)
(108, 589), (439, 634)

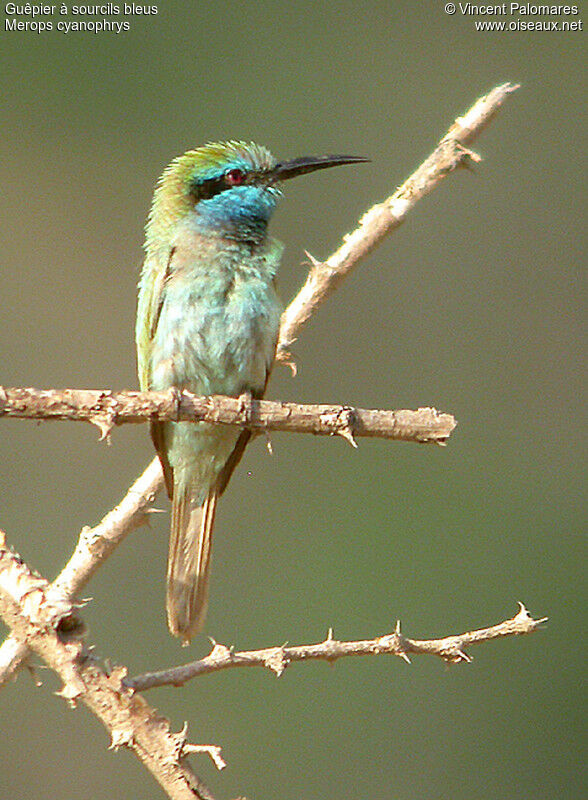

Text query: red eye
(225, 168), (245, 185)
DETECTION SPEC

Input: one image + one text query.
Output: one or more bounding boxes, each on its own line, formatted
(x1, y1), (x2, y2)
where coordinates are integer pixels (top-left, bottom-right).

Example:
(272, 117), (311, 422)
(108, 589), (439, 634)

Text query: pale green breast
(140, 228), (283, 399)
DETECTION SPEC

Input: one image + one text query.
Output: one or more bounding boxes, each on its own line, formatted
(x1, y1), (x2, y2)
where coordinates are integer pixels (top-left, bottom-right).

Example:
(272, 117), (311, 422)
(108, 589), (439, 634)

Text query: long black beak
(268, 154), (369, 183)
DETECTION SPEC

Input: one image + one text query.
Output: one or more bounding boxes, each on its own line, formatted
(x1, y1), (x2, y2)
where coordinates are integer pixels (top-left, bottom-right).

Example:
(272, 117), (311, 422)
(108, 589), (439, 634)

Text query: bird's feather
(167, 482), (217, 643)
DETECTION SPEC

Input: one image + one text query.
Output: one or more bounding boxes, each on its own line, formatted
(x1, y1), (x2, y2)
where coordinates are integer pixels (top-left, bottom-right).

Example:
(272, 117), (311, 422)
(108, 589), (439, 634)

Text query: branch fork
(0, 84), (527, 800)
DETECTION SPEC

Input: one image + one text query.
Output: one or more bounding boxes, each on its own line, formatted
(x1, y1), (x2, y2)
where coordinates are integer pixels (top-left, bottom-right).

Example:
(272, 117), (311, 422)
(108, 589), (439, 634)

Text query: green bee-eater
(136, 141), (367, 642)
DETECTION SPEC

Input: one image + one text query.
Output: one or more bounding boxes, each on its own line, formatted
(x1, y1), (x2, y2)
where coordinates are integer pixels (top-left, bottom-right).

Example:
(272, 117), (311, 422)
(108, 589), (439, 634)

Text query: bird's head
(145, 140), (368, 248)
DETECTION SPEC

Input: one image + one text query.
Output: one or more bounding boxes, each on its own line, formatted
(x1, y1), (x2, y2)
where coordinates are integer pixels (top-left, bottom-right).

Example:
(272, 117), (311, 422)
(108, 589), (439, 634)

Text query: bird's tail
(167, 482), (218, 644)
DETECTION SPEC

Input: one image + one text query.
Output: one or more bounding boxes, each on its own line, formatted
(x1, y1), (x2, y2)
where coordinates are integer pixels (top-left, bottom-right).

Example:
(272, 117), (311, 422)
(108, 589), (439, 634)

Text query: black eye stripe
(189, 175), (227, 201)
(189, 170), (250, 201)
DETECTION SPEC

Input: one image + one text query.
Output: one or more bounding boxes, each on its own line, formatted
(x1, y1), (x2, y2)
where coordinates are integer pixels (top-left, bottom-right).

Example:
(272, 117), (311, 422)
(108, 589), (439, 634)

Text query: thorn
(264, 432), (273, 455)
(338, 426), (358, 448)
(392, 620), (411, 663)
(26, 663), (43, 688)
(90, 413), (114, 444)
(285, 356), (298, 377)
(304, 249), (323, 269)
(182, 743), (227, 771)
(265, 647), (287, 677)
(326, 627), (334, 642)
(516, 601), (528, 616)
(277, 346), (298, 376)
(208, 641), (233, 661)
(515, 601), (548, 628)
(456, 143), (482, 170)
(145, 506), (166, 514)
(462, 144), (482, 162)
(456, 649), (473, 664)
(327, 407), (358, 448)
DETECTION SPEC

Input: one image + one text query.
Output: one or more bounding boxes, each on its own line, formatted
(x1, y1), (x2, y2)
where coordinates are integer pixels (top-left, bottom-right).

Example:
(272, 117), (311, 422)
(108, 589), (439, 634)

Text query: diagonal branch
(277, 82), (520, 358)
(0, 387), (456, 446)
(128, 603), (547, 691)
(0, 530), (219, 800)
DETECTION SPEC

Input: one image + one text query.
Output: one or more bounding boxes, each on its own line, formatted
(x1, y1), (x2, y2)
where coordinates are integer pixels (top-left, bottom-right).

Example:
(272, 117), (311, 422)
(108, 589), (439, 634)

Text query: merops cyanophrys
(136, 141), (368, 643)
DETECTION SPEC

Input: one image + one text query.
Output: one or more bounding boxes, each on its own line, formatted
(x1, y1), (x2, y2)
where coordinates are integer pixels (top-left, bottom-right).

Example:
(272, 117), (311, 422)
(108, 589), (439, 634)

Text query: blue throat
(195, 184), (280, 242)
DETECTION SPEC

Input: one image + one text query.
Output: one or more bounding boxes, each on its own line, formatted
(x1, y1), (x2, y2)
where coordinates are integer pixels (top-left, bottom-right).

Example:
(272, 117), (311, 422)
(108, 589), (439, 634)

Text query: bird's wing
(150, 420), (174, 498)
(215, 364), (275, 497)
(136, 247), (175, 390)
(216, 429), (252, 496)
(136, 247), (176, 497)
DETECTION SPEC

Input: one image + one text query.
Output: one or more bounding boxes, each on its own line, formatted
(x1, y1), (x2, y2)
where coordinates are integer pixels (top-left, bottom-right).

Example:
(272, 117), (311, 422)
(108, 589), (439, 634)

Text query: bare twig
(0, 387), (456, 446)
(0, 531), (219, 800)
(0, 458), (163, 688)
(277, 82), (519, 358)
(128, 604), (546, 691)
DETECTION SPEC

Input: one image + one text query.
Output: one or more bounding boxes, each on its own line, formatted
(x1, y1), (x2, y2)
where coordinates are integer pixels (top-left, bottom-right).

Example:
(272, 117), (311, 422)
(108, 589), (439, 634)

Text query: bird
(136, 141), (368, 643)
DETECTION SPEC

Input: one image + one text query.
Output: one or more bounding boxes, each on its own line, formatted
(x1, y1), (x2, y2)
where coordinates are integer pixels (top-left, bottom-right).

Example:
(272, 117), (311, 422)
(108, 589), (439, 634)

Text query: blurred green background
(1, 2), (585, 798)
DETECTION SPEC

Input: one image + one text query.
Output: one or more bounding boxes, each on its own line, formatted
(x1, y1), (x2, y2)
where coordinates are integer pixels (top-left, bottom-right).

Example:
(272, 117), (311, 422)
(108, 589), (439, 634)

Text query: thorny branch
(0, 531), (219, 800)
(277, 82), (520, 359)
(0, 387), (456, 446)
(129, 603), (547, 691)
(0, 84), (524, 799)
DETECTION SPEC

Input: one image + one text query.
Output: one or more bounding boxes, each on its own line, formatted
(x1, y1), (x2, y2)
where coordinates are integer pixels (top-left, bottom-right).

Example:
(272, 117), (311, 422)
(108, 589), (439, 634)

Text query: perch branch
(0, 531), (219, 800)
(277, 81), (519, 358)
(0, 387), (456, 446)
(129, 603), (547, 691)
